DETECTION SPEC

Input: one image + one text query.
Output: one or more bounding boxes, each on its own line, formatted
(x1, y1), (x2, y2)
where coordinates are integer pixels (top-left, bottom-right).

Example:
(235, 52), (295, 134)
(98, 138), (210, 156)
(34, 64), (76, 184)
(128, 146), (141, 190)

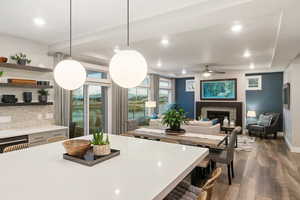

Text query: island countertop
(0, 134), (208, 200)
(0, 125), (68, 139)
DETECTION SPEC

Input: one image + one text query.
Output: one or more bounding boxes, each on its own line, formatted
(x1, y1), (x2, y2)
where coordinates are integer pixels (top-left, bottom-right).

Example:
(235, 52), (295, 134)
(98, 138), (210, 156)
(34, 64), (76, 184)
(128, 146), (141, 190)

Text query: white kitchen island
(0, 134), (208, 200)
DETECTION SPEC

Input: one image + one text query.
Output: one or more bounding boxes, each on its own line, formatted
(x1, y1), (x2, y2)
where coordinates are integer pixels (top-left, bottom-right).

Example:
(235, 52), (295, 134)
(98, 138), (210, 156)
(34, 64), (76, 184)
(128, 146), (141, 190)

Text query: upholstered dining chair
(202, 167), (222, 200)
(3, 143), (29, 153)
(210, 127), (241, 185)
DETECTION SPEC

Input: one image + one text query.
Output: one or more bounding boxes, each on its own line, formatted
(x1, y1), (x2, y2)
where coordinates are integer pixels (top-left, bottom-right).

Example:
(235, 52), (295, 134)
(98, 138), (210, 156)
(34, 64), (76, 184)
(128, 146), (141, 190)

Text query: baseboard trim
(284, 136), (300, 153)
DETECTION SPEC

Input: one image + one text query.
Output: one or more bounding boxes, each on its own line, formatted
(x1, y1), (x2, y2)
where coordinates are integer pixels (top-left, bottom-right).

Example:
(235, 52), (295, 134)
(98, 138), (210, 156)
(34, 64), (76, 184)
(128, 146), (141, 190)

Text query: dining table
(127, 128), (228, 149)
(0, 134), (208, 200)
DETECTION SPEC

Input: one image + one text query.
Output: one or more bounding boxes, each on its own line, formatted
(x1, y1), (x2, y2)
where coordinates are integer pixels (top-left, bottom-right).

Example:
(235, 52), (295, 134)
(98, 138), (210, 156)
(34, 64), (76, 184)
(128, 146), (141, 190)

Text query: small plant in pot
(91, 131), (111, 156)
(162, 108), (188, 135)
(38, 89), (49, 103)
(10, 53), (31, 65)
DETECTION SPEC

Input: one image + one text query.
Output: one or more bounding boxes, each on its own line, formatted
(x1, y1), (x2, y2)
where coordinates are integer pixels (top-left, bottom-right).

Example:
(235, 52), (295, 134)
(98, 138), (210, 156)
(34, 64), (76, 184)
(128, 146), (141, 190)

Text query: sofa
(149, 119), (221, 135)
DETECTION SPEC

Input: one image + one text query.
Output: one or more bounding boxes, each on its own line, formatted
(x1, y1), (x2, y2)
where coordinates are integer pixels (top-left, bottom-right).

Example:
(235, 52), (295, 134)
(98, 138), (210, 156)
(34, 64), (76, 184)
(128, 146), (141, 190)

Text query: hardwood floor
(210, 138), (300, 200)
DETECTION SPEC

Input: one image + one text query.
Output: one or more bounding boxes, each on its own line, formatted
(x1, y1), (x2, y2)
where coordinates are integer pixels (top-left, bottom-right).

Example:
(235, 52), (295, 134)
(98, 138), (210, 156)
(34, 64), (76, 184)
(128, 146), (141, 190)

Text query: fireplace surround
(196, 101), (243, 127)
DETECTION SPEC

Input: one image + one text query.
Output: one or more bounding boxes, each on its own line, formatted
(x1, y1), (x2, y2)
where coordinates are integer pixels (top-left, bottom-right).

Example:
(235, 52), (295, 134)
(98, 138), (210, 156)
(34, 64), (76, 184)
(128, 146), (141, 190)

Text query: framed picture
(283, 83), (290, 110)
(200, 79), (237, 100)
(246, 75), (262, 90)
(185, 79), (195, 92)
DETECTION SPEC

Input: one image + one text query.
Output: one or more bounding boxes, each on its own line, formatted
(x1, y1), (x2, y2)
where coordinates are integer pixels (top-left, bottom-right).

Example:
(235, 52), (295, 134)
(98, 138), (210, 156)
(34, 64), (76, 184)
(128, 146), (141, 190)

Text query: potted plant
(38, 89), (49, 103)
(0, 71), (7, 83)
(162, 108), (188, 134)
(10, 53), (31, 65)
(91, 131), (111, 156)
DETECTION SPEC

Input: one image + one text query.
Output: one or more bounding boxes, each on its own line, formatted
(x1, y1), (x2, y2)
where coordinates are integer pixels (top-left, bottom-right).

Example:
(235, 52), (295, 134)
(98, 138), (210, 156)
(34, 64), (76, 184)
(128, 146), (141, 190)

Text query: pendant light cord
(127, 0), (130, 47)
(70, 0), (72, 57)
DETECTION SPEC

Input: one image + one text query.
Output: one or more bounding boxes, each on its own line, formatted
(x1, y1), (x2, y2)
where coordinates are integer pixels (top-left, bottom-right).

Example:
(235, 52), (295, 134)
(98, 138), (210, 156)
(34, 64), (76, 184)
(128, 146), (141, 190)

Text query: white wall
(0, 34), (53, 68)
(284, 55), (300, 152)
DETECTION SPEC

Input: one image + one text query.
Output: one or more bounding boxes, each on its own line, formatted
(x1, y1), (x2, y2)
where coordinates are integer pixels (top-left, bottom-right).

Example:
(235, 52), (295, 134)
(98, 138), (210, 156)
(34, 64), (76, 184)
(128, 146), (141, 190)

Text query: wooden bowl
(0, 57), (8, 63)
(63, 139), (91, 157)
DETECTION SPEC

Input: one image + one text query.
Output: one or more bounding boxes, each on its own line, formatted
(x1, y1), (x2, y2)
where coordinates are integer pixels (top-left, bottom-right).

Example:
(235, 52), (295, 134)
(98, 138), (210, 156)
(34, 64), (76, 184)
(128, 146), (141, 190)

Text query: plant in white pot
(91, 131), (111, 156)
(0, 71), (7, 83)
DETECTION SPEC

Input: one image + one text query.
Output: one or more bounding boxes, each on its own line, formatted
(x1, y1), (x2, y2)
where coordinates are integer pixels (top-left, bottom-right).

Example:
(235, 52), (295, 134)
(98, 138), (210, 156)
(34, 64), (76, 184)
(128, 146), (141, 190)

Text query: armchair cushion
(257, 114), (273, 126)
(248, 124), (265, 131)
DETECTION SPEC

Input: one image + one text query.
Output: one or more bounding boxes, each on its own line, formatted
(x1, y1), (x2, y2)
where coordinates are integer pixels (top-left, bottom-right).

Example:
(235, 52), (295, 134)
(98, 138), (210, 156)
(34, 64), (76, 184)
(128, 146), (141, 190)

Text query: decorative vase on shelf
(38, 95), (48, 103)
(223, 116), (229, 127)
(17, 59), (27, 65)
(23, 92), (32, 103)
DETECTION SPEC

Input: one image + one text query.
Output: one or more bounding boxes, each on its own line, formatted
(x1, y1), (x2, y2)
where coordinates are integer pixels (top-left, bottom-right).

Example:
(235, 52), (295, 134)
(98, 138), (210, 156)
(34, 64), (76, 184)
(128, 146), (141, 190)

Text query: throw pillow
(257, 114), (273, 126)
(211, 118), (219, 125)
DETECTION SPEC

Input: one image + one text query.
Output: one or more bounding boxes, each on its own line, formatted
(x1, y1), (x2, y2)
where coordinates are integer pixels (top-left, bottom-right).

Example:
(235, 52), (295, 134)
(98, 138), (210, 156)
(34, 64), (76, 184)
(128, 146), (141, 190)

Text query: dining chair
(202, 167), (222, 200)
(210, 127), (241, 185)
(164, 180), (208, 200)
(3, 143), (29, 153)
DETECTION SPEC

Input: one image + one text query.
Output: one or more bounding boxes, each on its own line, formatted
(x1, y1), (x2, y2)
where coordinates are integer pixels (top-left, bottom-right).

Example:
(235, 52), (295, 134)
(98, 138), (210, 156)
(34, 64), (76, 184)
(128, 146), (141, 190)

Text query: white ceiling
(1, 0), (300, 76)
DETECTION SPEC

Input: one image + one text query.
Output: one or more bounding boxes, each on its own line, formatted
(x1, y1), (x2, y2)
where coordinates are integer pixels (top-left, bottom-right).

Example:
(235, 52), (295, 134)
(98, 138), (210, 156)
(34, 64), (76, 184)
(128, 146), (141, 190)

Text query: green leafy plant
(38, 89), (49, 96)
(10, 53), (31, 64)
(162, 108), (188, 131)
(0, 71), (4, 77)
(91, 131), (110, 146)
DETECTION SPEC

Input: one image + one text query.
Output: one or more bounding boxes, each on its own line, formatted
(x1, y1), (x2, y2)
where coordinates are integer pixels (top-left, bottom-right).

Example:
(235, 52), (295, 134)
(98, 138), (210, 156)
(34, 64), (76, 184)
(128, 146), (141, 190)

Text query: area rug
(236, 135), (256, 152)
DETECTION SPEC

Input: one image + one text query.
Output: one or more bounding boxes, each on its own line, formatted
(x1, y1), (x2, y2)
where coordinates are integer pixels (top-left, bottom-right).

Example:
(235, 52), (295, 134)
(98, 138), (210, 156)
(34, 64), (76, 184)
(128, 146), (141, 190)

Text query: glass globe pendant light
(54, 0), (86, 90)
(109, 0), (148, 88)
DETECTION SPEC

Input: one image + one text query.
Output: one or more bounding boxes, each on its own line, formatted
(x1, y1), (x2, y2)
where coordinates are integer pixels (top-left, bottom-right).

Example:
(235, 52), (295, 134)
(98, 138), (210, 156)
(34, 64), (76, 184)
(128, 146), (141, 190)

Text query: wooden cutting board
(8, 79), (37, 85)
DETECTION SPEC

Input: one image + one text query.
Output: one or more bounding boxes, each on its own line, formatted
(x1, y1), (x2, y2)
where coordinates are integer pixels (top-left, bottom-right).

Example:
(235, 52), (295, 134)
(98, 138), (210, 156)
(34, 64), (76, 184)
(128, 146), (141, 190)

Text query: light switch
(0, 116), (12, 123)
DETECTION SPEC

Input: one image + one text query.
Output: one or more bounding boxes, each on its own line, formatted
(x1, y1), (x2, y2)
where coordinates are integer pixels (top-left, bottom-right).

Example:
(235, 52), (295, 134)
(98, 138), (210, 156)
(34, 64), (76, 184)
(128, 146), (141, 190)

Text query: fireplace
(196, 101), (243, 127)
(207, 111), (230, 125)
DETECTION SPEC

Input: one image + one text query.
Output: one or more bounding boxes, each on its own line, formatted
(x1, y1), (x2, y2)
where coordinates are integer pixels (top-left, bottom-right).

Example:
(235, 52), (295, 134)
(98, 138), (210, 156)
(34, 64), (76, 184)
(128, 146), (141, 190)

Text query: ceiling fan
(201, 64), (225, 77)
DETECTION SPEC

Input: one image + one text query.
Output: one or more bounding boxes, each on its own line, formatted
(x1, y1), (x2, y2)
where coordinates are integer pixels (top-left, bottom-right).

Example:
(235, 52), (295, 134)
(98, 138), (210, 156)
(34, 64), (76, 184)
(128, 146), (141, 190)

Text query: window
(70, 85), (108, 138)
(128, 76), (150, 120)
(87, 70), (107, 79)
(246, 76), (262, 90)
(159, 78), (172, 114)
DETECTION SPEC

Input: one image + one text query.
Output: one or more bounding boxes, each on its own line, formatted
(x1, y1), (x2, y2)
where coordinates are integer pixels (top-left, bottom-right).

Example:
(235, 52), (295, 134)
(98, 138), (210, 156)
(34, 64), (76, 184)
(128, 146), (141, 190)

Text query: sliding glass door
(70, 84), (107, 138)
(88, 85), (107, 134)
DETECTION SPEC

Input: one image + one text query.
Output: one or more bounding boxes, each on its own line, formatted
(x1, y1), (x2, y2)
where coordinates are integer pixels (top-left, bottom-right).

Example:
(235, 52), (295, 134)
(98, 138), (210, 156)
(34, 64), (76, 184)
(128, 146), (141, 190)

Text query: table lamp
(145, 101), (156, 108)
(145, 101), (157, 118)
(247, 111), (256, 118)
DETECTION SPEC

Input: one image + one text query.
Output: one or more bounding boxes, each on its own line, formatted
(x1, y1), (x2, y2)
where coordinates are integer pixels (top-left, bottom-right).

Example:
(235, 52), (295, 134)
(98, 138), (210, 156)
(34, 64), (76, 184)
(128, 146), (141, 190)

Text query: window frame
(128, 76), (150, 120)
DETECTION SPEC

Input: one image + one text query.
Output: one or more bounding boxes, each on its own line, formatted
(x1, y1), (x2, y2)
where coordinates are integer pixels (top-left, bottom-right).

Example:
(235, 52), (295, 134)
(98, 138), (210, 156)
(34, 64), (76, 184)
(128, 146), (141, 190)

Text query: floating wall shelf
(0, 63), (52, 72)
(0, 102), (54, 107)
(0, 83), (53, 89)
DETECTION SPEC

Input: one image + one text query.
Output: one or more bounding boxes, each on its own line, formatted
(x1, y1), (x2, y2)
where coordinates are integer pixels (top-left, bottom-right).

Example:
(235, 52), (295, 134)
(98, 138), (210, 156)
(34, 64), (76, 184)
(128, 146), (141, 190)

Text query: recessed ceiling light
(161, 38), (169, 46)
(182, 69), (187, 75)
(249, 63), (255, 69)
(157, 60), (162, 67)
(113, 46), (120, 53)
(33, 17), (46, 26)
(231, 24), (243, 33)
(243, 50), (251, 58)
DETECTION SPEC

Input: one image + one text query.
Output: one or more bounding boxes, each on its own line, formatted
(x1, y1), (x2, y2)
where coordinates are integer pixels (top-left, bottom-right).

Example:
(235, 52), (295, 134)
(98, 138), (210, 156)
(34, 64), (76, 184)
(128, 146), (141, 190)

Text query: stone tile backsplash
(0, 105), (54, 130)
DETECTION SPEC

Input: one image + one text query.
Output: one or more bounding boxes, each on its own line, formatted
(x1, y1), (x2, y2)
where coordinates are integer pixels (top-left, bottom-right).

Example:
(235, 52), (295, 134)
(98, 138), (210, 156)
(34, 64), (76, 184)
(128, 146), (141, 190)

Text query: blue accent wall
(175, 78), (195, 118)
(246, 72), (283, 131)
